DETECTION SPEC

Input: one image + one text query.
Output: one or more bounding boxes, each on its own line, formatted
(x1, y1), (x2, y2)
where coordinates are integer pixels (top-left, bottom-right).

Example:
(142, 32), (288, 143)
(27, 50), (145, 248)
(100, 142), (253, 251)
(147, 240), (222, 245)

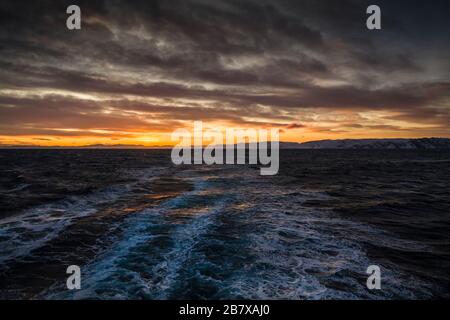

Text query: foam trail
(47, 174), (232, 299)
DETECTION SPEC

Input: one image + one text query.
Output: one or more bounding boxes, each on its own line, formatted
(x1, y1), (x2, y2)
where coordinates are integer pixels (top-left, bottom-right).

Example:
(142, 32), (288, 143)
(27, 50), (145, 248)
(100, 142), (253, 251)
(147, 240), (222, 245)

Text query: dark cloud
(0, 0), (449, 140)
(286, 123), (305, 129)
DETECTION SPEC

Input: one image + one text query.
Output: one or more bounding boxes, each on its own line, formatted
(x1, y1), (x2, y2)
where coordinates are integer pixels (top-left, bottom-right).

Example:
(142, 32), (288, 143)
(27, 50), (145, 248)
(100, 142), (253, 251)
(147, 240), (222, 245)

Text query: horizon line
(1, 137), (449, 149)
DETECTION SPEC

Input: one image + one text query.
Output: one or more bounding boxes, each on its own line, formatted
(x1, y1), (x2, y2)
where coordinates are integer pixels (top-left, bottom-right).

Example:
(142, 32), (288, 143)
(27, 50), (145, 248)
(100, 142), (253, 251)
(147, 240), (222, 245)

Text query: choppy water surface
(0, 149), (449, 299)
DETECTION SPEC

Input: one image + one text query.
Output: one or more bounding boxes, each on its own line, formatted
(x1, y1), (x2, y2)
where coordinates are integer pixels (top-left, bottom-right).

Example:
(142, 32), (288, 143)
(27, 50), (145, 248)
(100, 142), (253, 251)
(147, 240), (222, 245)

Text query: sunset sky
(0, 0), (449, 146)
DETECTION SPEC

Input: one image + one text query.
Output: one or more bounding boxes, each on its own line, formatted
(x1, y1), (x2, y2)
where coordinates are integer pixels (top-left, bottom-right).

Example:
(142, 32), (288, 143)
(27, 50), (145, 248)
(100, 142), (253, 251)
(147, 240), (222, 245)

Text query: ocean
(0, 149), (449, 299)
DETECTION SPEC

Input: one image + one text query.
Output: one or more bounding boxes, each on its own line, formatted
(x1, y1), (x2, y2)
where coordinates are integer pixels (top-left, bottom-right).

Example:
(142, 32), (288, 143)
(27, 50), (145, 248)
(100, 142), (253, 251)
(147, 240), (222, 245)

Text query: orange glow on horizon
(1, 121), (448, 147)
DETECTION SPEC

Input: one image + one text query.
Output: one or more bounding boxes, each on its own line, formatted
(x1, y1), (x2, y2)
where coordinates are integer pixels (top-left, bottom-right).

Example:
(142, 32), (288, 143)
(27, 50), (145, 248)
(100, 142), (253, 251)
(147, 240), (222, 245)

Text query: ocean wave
(0, 168), (162, 266)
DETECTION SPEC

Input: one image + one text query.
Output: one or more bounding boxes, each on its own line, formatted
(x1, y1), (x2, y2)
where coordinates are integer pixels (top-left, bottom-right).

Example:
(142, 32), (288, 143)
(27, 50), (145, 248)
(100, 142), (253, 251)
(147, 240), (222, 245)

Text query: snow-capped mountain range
(284, 138), (450, 149)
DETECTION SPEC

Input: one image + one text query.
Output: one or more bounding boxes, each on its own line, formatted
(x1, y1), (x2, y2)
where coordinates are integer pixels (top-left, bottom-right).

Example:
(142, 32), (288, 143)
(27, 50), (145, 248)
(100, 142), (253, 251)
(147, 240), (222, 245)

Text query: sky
(0, 0), (449, 146)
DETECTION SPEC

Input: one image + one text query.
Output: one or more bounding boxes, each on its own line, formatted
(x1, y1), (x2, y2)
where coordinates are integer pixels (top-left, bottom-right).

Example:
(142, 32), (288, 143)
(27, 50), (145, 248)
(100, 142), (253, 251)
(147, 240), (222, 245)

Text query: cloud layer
(0, 0), (449, 145)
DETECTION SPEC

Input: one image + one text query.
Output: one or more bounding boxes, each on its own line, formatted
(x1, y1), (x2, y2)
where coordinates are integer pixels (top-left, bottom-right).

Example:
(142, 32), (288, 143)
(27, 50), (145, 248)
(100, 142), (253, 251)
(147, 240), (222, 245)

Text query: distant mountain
(226, 138), (450, 149)
(288, 138), (450, 149)
(1, 138), (450, 149)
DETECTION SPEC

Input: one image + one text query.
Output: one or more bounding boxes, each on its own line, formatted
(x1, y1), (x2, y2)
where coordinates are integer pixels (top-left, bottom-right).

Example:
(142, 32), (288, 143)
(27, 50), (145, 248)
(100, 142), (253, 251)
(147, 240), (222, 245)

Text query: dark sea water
(0, 149), (449, 299)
